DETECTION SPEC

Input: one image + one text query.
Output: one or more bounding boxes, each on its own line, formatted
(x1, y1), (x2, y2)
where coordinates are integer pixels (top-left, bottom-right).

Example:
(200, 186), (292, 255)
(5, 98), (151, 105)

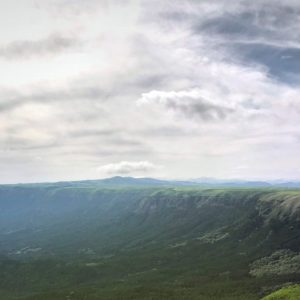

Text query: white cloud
(97, 161), (160, 176)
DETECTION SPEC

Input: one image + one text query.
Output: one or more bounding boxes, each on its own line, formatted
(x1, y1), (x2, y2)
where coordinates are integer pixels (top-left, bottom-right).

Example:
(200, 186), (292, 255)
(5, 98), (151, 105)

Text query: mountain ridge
(2, 175), (300, 188)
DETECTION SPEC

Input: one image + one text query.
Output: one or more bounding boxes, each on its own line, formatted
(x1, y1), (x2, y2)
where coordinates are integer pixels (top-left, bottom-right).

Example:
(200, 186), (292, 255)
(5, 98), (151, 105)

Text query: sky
(0, 0), (300, 183)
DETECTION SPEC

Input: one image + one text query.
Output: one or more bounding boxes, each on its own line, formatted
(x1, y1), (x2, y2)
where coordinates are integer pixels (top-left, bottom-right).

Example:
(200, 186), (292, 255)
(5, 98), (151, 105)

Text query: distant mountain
(92, 176), (187, 186)
(3, 176), (199, 188)
(189, 177), (300, 188)
(274, 182), (300, 188)
(5, 176), (300, 188)
(189, 178), (272, 187)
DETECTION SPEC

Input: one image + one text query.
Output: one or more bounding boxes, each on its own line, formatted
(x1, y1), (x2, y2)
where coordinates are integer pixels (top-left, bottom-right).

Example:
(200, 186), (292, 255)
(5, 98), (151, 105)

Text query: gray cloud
(0, 34), (79, 59)
(138, 90), (235, 121)
(62, 147), (152, 159)
(4, 139), (59, 151)
(64, 129), (148, 149)
(0, 66), (176, 114)
(156, 1), (300, 82)
(190, 1), (300, 81)
(67, 129), (116, 138)
(139, 126), (195, 137)
(170, 101), (232, 121)
(0, 85), (105, 113)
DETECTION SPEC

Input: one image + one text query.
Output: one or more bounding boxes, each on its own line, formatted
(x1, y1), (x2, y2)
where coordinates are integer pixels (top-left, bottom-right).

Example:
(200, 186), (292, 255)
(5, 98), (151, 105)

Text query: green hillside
(0, 185), (300, 299)
(262, 285), (300, 299)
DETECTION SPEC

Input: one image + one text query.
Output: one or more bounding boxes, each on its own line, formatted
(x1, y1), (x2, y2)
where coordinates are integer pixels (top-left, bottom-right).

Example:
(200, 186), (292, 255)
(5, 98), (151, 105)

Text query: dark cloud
(159, 0), (300, 83)
(0, 34), (79, 59)
(196, 7), (300, 40)
(168, 100), (233, 121)
(181, 1), (300, 82)
(138, 90), (234, 122)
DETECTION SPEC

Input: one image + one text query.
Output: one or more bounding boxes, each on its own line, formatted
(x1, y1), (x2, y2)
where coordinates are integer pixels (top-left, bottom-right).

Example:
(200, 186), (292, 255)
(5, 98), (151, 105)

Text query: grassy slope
(262, 285), (300, 299)
(0, 187), (300, 299)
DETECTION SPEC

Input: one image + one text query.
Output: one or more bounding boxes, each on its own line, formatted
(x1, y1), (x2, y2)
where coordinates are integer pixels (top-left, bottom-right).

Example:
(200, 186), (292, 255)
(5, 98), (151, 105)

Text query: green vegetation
(0, 184), (300, 299)
(250, 250), (300, 277)
(262, 285), (300, 299)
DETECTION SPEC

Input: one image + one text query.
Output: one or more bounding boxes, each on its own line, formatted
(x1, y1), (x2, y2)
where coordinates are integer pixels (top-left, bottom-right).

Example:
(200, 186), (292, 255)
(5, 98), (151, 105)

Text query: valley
(1, 179), (300, 299)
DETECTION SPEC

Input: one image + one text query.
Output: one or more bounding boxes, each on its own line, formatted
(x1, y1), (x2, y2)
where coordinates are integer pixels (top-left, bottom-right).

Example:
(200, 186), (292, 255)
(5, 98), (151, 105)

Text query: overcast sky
(0, 0), (300, 183)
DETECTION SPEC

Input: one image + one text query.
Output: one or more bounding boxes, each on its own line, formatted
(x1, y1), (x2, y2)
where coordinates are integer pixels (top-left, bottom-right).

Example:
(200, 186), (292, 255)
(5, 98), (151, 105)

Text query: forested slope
(1, 184), (300, 299)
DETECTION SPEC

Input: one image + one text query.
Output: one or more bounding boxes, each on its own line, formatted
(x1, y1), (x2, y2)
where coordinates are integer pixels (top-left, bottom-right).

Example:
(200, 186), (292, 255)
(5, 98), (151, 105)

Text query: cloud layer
(0, 0), (299, 183)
